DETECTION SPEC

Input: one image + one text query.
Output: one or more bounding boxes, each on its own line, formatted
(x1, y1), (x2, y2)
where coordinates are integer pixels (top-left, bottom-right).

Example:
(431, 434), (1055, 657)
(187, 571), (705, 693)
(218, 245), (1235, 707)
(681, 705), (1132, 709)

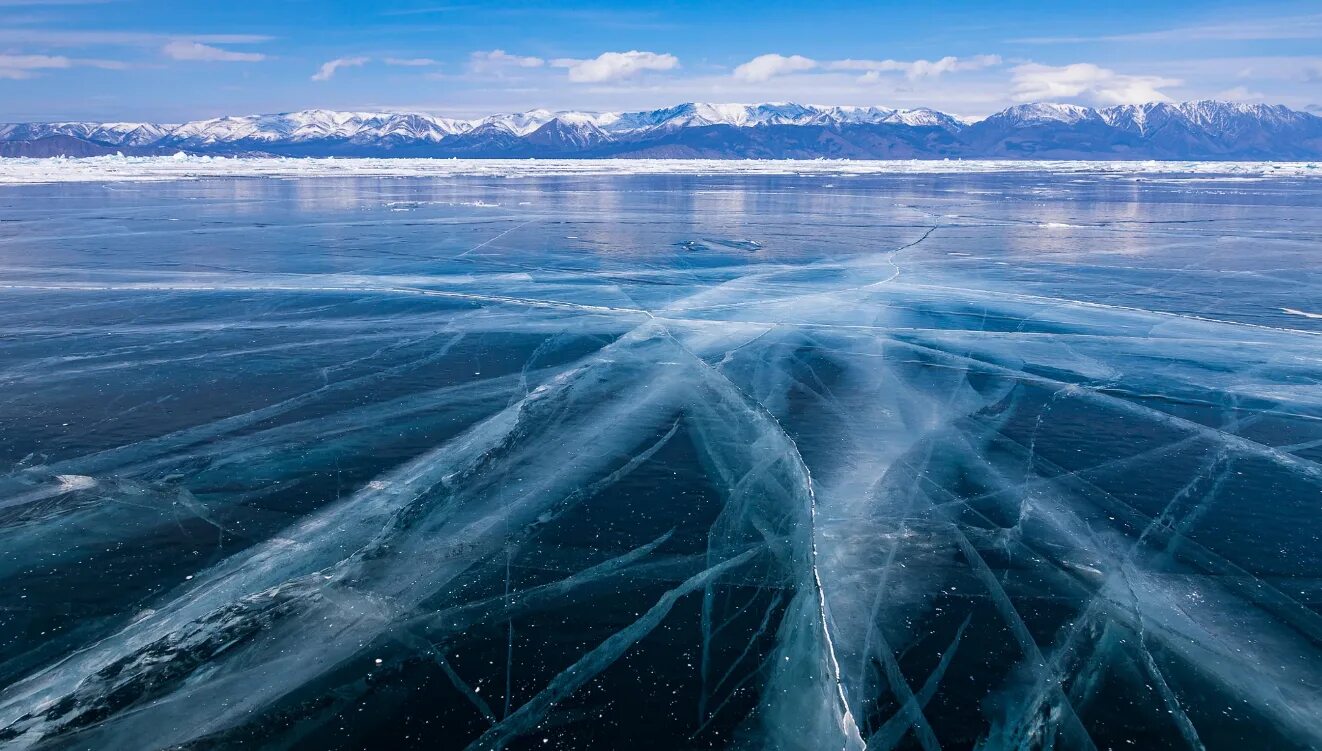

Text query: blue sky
(1, 0), (1320, 121)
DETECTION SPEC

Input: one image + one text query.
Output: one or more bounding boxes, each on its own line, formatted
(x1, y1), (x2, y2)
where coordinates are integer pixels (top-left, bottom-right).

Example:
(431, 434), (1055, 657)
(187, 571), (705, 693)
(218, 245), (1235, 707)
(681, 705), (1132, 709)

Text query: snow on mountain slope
(475, 109), (561, 136)
(165, 110), (472, 145)
(0, 122), (175, 147)
(881, 108), (964, 129)
(1102, 100), (1314, 135)
(591, 103), (962, 131)
(982, 103), (1102, 126)
(522, 118), (611, 149)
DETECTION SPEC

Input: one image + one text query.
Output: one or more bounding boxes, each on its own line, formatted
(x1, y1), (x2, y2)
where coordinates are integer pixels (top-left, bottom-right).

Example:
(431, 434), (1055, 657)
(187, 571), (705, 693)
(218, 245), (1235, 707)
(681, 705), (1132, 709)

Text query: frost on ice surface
(0, 172), (1319, 750)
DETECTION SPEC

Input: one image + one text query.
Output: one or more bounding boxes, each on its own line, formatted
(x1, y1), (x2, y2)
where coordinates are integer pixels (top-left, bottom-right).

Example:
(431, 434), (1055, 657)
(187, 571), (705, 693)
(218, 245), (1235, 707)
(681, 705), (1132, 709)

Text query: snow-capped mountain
(0, 121), (175, 147)
(2, 100), (1320, 159)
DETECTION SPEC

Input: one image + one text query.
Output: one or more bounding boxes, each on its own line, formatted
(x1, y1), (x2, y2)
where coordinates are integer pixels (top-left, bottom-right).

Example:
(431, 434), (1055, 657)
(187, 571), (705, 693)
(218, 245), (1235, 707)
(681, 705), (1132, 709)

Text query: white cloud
(162, 41), (265, 62)
(550, 50), (678, 83)
(384, 57), (438, 67)
(732, 53), (817, 82)
(1011, 63), (1180, 104)
(311, 56), (369, 81)
(468, 49), (545, 74)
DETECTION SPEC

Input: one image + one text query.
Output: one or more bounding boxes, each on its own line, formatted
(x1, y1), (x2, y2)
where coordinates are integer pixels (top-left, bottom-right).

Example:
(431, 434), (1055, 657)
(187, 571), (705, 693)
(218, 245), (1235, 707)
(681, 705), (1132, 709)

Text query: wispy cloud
(384, 57), (438, 67)
(0, 53), (70, 79)
(834, 55), (1002, 80)
(1012, 13), (1322, 43)
(0, 0), (112, 5)
(162, 40), (265, 63)
(733, 53), (1002, 82)
(1215, 85), (1265, 101)
(1011, 63), (1180, 104)
(0, 52), (125, 79)
(312, 56), (370, 81)
(379, 4), (478, 16)
(467, 49), (544, 74)
(382, 5), (669, 30)
(0, 29), (272, 47)
(549, 50), (678, 82)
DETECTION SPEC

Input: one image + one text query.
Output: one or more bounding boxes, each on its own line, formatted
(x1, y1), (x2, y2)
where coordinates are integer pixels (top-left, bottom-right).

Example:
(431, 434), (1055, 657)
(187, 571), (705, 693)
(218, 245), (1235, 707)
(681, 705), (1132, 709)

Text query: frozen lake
(0, 169), (1320, 750)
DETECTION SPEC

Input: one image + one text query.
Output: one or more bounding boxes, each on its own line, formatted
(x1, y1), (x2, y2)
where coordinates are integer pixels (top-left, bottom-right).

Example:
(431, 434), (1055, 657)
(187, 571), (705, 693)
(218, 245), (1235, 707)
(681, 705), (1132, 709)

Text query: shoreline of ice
(0, 154), (1319, 184)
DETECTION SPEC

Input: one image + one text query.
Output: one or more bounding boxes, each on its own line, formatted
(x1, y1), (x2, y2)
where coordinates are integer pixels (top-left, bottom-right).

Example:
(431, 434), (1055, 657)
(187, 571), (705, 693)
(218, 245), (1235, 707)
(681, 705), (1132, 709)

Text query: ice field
(0, 168), (1319, 750)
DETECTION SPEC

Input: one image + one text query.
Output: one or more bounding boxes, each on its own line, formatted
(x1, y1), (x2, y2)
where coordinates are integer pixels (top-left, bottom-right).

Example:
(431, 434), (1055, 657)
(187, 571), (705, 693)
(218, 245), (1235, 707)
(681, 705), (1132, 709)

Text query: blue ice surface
(0, 171), (1319, 751)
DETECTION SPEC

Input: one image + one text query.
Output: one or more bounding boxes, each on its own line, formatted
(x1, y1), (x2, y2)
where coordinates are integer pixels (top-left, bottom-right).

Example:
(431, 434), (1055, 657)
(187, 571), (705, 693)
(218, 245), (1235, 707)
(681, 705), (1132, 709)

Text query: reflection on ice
(0, 173), (1320, 750)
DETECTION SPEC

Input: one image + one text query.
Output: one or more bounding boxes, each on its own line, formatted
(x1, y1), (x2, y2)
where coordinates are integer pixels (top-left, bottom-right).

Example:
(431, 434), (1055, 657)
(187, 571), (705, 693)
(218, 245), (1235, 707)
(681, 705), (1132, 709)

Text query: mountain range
(2, 100), (1320, 160)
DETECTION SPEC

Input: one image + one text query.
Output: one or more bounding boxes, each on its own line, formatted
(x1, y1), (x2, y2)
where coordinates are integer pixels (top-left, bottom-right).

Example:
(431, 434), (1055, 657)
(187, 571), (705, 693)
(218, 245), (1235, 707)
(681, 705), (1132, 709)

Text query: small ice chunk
(55, 474), (97, 491)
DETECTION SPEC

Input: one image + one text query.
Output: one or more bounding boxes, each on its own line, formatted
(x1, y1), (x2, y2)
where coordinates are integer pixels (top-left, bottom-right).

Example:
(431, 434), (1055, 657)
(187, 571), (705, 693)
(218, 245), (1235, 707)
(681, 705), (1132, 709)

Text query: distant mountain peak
(989, 102), (1101, 125)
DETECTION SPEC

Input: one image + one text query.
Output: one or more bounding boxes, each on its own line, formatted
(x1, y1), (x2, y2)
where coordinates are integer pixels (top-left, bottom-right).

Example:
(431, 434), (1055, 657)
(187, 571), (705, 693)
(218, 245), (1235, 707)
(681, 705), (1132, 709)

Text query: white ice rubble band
(0, 156), (1319, 184)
